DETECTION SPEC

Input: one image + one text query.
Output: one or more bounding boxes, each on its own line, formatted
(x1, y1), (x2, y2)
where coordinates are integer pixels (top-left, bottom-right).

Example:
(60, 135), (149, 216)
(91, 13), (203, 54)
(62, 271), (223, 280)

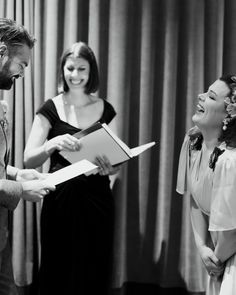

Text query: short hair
(219, 74), (236, 97)
(58, 42), (99, 94)
(0, 18), (35, 50)
(218, 74), (236, 148)
(189, 74), (236, 149)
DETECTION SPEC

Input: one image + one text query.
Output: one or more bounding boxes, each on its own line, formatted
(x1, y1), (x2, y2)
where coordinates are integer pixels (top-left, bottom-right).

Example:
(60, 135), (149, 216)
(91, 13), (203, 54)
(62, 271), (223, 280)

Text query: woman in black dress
(24, 42), (119, 295)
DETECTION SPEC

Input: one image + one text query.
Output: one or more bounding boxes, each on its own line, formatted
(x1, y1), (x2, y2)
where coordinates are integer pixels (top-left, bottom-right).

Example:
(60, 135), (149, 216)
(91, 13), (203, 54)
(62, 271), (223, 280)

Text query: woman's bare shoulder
(52, 94), (63, 104)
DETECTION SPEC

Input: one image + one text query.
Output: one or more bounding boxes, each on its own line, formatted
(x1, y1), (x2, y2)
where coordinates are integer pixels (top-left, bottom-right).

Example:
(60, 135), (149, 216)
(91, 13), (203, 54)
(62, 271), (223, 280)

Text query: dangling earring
(222, 116), (232, 131)
(222, 118), (228, 130)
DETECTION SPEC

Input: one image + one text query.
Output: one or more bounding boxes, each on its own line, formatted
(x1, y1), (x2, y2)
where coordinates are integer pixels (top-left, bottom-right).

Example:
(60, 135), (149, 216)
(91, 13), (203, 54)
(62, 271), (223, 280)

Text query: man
(0, 18), (55, 294)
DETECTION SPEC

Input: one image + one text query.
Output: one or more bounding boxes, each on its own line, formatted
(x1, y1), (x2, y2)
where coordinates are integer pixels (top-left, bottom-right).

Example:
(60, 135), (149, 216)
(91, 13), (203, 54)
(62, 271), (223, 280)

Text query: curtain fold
(1, 0), (236, 293)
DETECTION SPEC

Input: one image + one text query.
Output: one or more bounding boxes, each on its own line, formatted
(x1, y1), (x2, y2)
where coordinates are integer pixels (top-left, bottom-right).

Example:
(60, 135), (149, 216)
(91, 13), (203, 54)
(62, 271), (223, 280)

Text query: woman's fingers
(57, 134), (81, 151)
(94, 155), (120, 176)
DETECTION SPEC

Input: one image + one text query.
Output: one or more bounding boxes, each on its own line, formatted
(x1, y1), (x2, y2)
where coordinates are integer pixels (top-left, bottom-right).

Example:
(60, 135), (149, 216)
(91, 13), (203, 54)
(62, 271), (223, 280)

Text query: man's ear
(0, 43), (8, 58)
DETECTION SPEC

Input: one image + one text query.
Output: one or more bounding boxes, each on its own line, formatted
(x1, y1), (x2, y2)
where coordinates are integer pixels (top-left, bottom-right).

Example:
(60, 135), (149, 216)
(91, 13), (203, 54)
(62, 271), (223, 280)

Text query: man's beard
(0, 63), (14, 90)
(0, 75), (13, 90)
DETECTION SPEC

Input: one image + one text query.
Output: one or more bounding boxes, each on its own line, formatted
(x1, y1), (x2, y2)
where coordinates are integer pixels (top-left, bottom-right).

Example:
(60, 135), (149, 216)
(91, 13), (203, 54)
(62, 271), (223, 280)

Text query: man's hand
(21, 180), (55, 202)
(16, 168), (46, 181)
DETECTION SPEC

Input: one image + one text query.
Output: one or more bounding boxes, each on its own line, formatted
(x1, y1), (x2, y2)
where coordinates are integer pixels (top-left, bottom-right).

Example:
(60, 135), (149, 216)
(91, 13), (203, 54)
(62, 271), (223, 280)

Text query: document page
(60, 127), (131, 165)
(130, 142), (156, 157)
(45, 159), (98, 185)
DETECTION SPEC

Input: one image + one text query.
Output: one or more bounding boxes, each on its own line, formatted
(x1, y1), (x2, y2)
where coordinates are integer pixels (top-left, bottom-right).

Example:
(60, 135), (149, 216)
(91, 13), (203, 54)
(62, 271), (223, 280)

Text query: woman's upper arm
(25, 114), (51, 150)
(210, 154), (236, 231)
(214, 229), (236, 262)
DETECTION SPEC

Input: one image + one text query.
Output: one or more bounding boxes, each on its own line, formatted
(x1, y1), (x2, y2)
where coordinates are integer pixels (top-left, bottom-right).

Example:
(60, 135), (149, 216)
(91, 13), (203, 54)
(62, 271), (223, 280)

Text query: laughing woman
(177, 75), (236, 294)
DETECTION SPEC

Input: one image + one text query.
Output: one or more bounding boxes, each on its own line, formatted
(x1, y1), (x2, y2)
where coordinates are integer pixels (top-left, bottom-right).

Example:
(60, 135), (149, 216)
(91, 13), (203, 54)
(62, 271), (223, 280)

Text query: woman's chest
(55, 98), (104, 130)
(64, 106), (101, 129)
(189, 150), (213, 214)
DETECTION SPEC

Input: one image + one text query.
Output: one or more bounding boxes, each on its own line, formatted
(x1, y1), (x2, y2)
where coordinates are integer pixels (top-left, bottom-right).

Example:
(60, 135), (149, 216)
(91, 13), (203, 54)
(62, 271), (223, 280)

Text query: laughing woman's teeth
(197, 104), (204, 113)
(71, 79), (82, 85)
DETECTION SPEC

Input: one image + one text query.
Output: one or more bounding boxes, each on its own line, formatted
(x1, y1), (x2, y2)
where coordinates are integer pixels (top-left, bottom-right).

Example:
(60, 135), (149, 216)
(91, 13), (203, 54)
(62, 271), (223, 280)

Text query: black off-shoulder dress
(37, 99), (116, 295)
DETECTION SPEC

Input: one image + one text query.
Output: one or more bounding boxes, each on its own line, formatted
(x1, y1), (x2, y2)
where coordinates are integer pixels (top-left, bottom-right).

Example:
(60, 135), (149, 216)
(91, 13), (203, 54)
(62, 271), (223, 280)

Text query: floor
(113, 282), (205, 295)
(17, 282), (205, 295)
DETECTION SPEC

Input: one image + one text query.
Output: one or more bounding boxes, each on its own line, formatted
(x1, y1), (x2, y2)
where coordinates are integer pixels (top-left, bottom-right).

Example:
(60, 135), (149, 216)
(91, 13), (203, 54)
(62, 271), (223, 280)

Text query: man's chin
(4, 84), (12, 90)
(0, 81), (13, 90)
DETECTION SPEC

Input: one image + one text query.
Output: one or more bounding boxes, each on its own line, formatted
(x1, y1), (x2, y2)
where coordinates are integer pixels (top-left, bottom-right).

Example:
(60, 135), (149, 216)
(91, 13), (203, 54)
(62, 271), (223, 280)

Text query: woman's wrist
(197, 244), (208, 255)
(43, 142), (52, 156)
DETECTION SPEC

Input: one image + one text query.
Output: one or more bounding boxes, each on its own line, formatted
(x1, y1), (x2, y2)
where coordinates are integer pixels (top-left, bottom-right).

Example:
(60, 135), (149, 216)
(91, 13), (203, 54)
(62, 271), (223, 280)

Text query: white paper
(60, 125), (131, 166)
(45, 159), (98, 185)
(130, 142), (156, 157)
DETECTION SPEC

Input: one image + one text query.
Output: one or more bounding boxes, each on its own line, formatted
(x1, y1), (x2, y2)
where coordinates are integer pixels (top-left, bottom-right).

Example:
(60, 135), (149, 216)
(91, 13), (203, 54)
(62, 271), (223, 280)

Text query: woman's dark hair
(189, 74), (236, 150)
(188, 126), (203, 150)
(218, 74), (236, 148)
(58, 42), (99, 94)
(0, 18), (35, 49)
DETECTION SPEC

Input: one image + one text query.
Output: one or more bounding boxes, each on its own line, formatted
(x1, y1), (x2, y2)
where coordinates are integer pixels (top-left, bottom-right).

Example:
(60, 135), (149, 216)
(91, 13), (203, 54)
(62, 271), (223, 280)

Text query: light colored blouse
(177, 133), (236, 232)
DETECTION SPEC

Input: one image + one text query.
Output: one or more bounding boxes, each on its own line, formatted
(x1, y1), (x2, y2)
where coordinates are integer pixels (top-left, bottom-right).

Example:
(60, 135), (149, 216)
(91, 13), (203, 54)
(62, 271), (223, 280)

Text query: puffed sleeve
(209, 150), (236, 231)
(176, 134), (191, 195)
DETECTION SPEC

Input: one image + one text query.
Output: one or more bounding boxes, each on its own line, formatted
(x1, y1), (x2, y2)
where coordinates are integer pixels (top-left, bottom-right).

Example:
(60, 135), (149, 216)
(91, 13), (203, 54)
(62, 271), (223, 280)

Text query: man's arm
(1, 165), (56, 208)
(7, 165), (19, 180)
(0, 179), (22, 210)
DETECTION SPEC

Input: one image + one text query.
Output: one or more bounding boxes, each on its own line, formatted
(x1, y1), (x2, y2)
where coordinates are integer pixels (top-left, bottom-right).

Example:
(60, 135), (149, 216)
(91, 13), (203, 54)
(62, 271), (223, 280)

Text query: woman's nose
(71, 70), (79, 78)
(198, 93), (206, 101)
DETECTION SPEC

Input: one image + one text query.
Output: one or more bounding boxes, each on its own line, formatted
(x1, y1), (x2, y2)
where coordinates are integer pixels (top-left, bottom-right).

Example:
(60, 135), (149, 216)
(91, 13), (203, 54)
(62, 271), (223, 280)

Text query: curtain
(1, 0), (236, 293)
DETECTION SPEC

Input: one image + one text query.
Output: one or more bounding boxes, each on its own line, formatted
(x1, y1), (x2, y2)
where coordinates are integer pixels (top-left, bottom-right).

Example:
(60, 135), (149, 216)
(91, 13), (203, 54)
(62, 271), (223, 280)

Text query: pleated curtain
(1, 0), (236, 294)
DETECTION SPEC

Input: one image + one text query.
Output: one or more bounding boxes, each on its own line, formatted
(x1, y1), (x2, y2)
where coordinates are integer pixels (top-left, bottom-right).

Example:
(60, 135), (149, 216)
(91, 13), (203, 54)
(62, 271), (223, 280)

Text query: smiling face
(63, 56), (90, 91)
(192, 80), (230, 131)
(0, 43), (30, 90)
